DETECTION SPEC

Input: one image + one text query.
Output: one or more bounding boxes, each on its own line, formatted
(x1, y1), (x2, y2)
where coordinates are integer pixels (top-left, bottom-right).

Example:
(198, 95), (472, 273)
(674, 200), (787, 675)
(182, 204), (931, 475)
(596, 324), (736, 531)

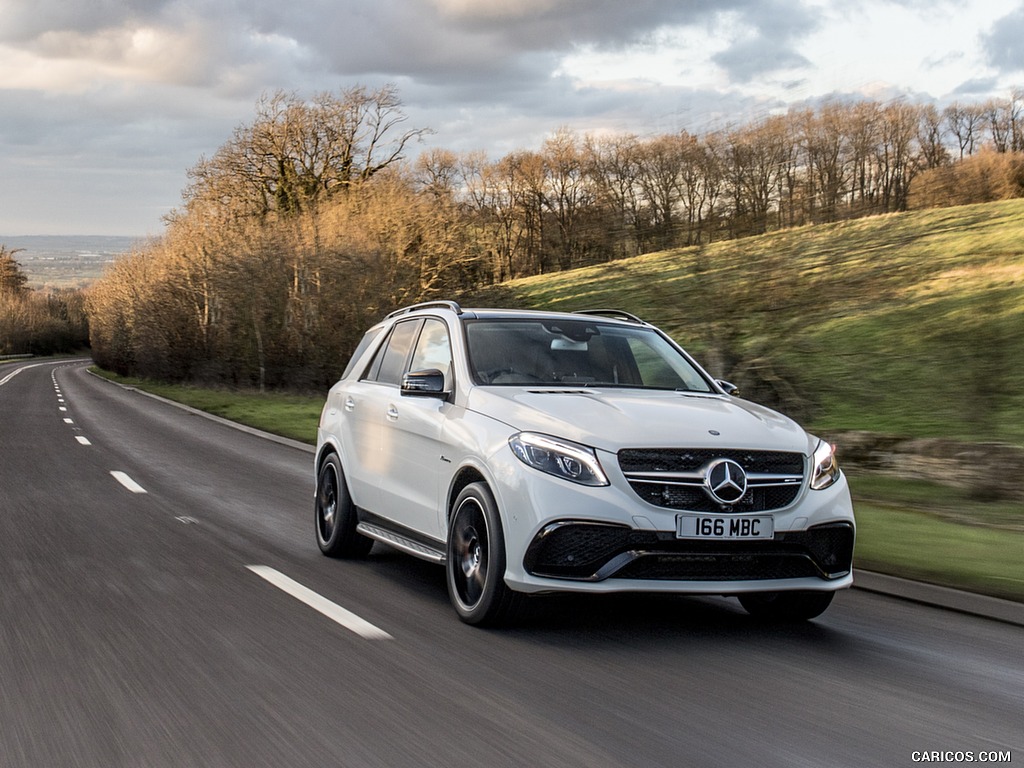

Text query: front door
(375, 317), (453, 540)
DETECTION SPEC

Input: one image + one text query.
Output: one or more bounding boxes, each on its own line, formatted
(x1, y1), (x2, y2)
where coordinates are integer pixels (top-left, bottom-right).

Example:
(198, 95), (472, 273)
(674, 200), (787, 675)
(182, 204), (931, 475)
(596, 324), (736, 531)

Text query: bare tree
(917, 103), (949, 170)
(460, 150), (546, 281)
(875, 101), (921, 212)
(944, 101), (987, 158)
(984, 90), (1024, 154)
(727, 117), (789, 236)
(541, 128), (594, 269)
(583, 132), (646, 257)
(184, 86), (429, 220)
(414, 148), (461, 201)
(847, 101), (881, 213)
(801, 103), (851, 223)
(985, 97), (1013, 153)
(695, 131), (728, 243)
(505, 151), (549, 275)
(634, 134), (686, 249)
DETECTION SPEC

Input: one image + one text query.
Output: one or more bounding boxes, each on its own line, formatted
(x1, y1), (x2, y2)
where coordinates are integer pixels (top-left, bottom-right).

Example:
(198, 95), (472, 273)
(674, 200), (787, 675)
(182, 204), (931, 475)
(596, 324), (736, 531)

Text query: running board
(357, 522), (446, 564)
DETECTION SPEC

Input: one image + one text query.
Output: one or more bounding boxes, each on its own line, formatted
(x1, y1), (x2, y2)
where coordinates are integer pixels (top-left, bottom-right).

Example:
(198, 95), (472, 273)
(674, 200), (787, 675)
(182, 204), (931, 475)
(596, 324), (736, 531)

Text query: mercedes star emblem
(704, 458), (748, 505)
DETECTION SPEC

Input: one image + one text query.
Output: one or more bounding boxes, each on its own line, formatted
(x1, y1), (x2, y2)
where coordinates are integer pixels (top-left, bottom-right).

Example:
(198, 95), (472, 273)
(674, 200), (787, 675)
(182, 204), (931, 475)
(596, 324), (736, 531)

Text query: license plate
(676, 514), (774, 540)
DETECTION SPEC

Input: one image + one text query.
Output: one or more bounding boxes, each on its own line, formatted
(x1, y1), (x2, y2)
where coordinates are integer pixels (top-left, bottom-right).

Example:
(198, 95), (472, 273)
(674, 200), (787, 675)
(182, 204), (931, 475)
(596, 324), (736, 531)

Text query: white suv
(315, 302), (855, 625)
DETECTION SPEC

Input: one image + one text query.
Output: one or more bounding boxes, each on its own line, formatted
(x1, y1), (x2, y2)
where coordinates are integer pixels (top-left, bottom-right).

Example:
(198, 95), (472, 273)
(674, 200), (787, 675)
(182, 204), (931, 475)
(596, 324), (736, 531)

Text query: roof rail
(385, 300), (463, 320)
(574, 308), (647, 325)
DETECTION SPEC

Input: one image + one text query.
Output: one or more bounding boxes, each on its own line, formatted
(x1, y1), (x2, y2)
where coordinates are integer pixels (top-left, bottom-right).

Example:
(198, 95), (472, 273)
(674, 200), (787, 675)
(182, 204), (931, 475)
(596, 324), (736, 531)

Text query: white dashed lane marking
(31, 368), (390, 642)
(48, 370), (145, 497)
(110, 471), (147, 494)
(247, 566), (393, 641)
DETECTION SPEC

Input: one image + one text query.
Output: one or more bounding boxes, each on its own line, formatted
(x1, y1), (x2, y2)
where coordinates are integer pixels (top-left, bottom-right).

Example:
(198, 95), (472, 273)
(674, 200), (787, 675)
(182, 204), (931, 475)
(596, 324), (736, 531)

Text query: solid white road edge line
(0, 367), (25, 387)
(110, 471), (148, 494)
(246, 565), (393, 640)
(0, 361), (63, 388)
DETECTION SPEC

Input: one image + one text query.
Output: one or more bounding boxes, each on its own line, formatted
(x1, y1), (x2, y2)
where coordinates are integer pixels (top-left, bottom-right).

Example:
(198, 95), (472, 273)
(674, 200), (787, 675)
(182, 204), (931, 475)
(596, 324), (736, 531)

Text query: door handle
(344, 397), (356, 412)
(386, 405), (399, 421)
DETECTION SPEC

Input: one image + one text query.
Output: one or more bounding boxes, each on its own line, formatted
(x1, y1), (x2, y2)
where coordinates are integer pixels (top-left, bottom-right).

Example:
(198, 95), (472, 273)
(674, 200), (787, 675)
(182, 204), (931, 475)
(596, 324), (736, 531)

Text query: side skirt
(356, 510), (446, 564)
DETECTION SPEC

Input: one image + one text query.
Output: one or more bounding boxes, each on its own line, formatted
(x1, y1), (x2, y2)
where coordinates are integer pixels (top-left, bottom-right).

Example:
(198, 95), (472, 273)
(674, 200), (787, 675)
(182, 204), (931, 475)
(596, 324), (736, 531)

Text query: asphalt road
(1, 360), (1020, 768)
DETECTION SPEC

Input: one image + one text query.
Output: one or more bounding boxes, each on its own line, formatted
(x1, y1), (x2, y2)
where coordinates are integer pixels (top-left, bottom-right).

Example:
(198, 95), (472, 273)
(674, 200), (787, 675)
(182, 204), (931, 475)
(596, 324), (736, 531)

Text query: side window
(408, 319), (452, 387)
(342, 327), (384, 380)
(365, 320), (421, 385)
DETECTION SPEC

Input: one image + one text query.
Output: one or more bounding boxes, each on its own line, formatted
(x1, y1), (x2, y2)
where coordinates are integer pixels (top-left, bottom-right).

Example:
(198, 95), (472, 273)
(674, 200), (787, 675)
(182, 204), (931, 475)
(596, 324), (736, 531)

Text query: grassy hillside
(473, 199), (1024, 445)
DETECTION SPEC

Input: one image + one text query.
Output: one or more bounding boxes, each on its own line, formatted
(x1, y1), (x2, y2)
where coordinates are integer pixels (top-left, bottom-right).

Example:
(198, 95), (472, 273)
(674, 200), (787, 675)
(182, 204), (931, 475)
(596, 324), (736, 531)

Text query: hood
(466, 387), (814, 454)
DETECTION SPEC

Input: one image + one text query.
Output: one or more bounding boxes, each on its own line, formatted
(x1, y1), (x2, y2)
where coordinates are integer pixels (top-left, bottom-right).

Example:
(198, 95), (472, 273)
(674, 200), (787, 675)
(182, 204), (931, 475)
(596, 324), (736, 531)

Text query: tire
(446, 482), (522, 626)
(738, 590), (835, 622)
(315, 453), (373, 558)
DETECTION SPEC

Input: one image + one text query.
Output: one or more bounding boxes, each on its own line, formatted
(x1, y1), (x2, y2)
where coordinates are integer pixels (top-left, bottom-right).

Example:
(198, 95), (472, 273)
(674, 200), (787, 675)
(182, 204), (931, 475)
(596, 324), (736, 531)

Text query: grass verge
(852, 502), (1024, 602)
(92, 369), (322, 444)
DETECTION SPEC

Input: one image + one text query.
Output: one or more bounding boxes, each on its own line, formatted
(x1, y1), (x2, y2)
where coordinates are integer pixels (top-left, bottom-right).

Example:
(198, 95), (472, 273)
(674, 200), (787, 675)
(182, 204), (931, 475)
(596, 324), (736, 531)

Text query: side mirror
(716, 379), (740, 397)
(401, 368), (448, 398)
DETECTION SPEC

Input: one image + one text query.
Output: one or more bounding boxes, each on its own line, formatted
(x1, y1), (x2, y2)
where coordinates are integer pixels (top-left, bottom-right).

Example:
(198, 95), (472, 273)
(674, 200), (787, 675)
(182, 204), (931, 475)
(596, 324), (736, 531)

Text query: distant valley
(1, 234), (141, 289)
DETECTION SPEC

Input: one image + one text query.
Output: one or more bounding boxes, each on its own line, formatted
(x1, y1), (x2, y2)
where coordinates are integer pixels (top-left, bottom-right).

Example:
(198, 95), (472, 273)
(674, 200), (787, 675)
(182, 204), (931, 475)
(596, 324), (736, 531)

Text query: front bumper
(524, 520), (854, 583)
(489, 444), (856, 597)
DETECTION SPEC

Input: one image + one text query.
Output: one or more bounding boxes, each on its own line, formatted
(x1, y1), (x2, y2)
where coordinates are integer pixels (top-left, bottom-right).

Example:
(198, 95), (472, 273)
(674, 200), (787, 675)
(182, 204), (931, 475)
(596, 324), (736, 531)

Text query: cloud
(981, 3), (1024, 73)
(1, 0), (321, 95)
(0, 0), (826, 99)
(0, 0), (1018, 235)
(952, 77), (1002, 96)
(0, 0), (165, 42)
(428, 0), (725, 48)
(709, 0), (820, 82)
(713, 39), (811, 84)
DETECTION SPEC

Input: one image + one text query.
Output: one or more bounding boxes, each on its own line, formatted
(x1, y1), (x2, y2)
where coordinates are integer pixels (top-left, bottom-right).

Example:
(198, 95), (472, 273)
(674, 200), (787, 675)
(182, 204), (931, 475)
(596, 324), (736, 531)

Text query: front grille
(523, 521), (854, 582)
(618, 448), (805, 512)
(619, 449), (804, 474)
(630, 483), (801, 513)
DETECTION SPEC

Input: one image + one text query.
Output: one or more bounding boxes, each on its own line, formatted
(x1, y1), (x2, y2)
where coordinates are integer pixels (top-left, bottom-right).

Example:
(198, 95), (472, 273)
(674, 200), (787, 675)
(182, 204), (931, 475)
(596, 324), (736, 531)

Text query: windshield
(464, 319), (714, 391)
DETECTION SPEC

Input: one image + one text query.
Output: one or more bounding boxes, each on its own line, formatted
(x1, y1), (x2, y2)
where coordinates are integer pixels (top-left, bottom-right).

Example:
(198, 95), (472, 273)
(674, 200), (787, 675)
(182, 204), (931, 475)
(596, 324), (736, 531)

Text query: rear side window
(365, 320), (421, 385)
(341, 328), (384, 380)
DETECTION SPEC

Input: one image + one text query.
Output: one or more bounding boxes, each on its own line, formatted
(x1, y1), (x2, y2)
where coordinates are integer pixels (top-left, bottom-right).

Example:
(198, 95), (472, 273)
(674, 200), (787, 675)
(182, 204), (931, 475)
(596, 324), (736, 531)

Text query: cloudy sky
(2, 0), (1022, 236)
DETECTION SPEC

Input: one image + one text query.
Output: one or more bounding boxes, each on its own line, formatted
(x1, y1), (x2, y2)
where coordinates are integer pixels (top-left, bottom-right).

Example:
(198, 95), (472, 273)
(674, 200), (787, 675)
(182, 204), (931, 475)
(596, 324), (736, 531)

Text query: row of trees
(87, 86), (1024, 390)
(0, 247), (89, 356)
(440, 92), (1024, 279)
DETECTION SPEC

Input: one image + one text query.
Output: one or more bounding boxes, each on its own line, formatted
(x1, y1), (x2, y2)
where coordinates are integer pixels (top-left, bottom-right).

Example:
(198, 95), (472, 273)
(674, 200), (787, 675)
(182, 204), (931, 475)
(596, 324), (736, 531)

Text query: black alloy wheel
(446, 482), (522, 626)
(315, 453), (372, 558)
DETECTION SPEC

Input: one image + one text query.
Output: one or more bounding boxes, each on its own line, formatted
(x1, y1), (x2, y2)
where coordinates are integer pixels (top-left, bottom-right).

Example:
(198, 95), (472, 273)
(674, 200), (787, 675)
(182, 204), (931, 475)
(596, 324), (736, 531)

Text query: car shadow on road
(514, 592), (850, 646)
(361, 546), (853, 649)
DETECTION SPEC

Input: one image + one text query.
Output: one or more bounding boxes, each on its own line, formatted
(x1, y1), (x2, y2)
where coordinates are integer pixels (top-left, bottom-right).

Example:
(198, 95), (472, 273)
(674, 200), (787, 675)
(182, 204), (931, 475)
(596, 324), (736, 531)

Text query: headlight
(810, 440), (841, 490)
(509, 433), (609, 487)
